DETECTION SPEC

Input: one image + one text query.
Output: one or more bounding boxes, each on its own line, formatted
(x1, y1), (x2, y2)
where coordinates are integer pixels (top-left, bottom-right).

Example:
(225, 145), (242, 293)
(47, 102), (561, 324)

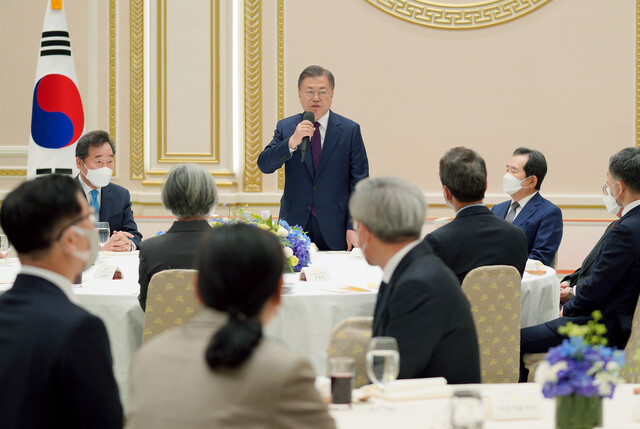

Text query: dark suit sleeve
(385, 278), (444, 379)
(424, 234), (444, 260)
(563, 223), (634, 316)
(59, 315), (123, 429)
(258, 121), (294, 174)
(346, 124), (369, 230)
(119, 188), (142, 247)
(138, 244), (149, 311)
(529, 205), (563, 266)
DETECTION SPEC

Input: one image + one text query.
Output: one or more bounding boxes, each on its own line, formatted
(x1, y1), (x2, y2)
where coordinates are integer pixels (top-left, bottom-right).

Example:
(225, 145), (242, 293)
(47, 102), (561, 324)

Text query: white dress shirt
(511, 191), (538, 220)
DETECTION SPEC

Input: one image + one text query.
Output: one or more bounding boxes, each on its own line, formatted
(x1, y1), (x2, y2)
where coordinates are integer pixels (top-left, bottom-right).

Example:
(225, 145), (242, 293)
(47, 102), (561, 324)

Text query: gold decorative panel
(243, 0), (262, 192)
(277, 0), (285, 190)
(130, 0), (145, 179)
(363, 0), (552, 30)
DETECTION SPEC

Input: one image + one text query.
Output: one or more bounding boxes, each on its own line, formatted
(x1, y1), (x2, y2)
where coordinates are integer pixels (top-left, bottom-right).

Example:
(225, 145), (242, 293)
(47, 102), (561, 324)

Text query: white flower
(277, 227), (289, 237)
(261, 210), (271, 220)
(535, 360), (567, 383)
(283, 246), (294, 258)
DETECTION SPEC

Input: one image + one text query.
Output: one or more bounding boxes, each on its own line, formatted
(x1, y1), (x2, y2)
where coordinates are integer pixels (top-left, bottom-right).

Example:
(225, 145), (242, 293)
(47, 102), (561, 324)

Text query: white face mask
(603, 183), (622, 215)
(502, 173), (529, 196)
(82, 161), (112, 188)
(67, 225), (99, 271)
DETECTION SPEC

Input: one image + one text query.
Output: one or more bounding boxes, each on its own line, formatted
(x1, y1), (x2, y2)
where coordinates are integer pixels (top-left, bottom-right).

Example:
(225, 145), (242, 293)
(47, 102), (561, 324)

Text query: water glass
(365, 336), (400, 410)
(96, 222), (110, 251)
(450, 390), (484, 429)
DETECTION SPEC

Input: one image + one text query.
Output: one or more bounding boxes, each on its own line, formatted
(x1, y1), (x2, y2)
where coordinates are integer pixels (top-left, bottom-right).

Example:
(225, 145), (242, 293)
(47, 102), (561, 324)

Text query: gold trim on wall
(243, 0), (262, 192)
(637, 0), (640, 147)
(277, 0), (285, 190)
(130, 0), (145, 179)
(142, 179), (237, 187)
(146, 169), (234, 177)
(0, 169), (27, 177)
(363, 0), (552, 30)
(156, 0), (220, 163)
(109, 0), (116, 143)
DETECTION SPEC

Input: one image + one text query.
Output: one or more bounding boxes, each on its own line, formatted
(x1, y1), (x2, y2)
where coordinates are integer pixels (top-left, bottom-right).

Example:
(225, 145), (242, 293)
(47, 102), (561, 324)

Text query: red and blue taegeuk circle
(31, 74), (84, 149)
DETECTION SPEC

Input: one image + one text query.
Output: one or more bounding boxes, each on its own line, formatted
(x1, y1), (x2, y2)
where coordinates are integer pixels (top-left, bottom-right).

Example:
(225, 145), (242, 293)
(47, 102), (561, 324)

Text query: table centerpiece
(210, 207), (311, 273)
(535, 311), (625, 429)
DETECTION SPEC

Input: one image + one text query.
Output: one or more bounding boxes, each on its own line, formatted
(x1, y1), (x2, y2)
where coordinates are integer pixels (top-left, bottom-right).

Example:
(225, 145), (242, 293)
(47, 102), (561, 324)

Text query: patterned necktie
(311, 122), (322, 171)
(505, 201), (520, 223)
(90, 190), (100, 217)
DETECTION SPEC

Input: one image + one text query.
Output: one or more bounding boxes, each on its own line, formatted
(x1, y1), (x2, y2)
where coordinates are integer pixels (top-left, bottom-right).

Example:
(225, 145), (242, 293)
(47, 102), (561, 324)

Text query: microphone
(299, 111), (315, 163)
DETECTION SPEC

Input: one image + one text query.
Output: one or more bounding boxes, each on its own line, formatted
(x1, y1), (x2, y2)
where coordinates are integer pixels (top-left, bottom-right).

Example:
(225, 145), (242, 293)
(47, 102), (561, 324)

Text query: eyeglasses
(55, 207), (97, 239)
(302, 90), (332, 99)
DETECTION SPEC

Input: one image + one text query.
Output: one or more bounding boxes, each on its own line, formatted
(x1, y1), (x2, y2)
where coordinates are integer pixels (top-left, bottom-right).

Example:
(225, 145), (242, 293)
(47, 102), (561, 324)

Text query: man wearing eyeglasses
(258, 65), (369, 251)
(0, 175), (122, 428)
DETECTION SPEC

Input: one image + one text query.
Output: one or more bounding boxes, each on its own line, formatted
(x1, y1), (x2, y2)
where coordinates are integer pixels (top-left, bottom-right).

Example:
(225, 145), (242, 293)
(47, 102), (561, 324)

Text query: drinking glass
(0, 232), (11, 264)
(96, 222), (110, 251)
(365, 336), (400, 410)
(328, 357), (355, 408)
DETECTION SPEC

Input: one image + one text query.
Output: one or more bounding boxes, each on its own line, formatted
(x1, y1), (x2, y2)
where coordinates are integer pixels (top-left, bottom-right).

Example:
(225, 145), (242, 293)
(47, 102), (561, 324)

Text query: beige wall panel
(279, 0), (635, 208)
(162, 0), (214, 158)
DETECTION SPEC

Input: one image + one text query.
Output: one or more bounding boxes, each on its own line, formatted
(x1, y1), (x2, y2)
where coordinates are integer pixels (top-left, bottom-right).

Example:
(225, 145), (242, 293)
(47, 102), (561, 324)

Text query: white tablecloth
(0, 252), (560, 405)
(331, 383), (640, 429)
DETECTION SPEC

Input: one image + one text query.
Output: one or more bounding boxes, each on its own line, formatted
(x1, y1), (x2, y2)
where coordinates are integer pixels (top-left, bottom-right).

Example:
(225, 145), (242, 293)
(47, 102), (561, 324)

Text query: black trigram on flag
(40, 30), (71, 57)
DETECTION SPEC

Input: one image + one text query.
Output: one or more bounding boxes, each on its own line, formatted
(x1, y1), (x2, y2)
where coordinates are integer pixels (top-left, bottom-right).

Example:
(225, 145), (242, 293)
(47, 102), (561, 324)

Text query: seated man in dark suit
(492, 147), (563, 266)
(521, 147), (640, 381)
(75, 130), (142, 251)
(349, 177), (480, 383)
(0, 175), (122, 429)
(426, 147), (528, 283)
(559, 211), (620, 304)
(138, 163), (218, 311)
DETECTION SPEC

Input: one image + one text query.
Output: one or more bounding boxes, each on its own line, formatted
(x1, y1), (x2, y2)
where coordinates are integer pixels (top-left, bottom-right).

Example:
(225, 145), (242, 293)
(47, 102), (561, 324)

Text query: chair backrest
(142, 269), (201, 343)
(622, 296), (640, 382)
(327, 317), (373, 388)
(461, 265), (521, 383)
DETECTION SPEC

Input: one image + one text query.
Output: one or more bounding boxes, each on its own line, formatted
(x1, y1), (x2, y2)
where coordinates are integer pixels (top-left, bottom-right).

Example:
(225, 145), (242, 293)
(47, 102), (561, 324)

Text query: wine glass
(365, 336), (400, 410)
(96, 222), (110, 251)
(0, 232), (11, 264)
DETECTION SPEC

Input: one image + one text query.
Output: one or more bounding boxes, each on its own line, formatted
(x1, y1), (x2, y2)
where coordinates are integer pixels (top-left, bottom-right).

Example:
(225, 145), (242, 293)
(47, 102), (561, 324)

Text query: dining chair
(327, 317), (373, 388)
(142, 269), (201, 343)
(622, 296), (640, 382)
(461, 265), (521, 383)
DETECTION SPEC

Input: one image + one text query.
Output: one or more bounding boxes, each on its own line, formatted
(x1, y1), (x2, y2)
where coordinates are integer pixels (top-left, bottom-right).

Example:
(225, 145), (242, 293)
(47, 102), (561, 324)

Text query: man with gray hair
(137, 163), (218, 310)
(258, 65), (369, 251)
(350, 177), (480, 383)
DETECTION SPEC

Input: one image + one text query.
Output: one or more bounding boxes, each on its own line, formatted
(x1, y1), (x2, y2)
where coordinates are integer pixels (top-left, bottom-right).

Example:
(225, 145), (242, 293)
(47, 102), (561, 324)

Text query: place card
(487, 392), (543, 420)
(301, 266), (332, 282)
(350, 248), (366, 261)
(93, 264), (122, 280)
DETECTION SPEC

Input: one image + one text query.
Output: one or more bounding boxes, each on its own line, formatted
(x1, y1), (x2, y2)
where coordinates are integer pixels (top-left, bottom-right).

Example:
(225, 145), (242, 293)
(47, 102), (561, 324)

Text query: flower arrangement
(536, 311), (625, 399)
(209, 207), (311, 273)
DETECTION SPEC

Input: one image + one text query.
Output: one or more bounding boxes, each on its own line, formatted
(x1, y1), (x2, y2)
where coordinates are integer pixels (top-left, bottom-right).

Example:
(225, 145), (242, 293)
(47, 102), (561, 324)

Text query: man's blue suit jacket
(75, 177), (142, 247)
(491, 192), (563, 266)
(257, 111), (369, 250)
(0, 274), (123, 429)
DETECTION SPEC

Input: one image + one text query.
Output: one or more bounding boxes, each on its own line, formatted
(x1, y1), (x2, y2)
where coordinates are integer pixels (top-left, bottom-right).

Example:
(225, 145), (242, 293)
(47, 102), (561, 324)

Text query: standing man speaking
(258, 65), (369, 250)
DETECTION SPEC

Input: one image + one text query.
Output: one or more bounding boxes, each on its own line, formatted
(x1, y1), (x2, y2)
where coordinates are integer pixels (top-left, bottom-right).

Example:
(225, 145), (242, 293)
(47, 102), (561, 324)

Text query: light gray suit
(126, 308), (335, 429)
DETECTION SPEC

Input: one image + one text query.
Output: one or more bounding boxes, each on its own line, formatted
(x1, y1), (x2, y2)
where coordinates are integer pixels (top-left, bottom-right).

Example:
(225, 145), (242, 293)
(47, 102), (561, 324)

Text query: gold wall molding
(130, 0), (145, 179)
(364, 0), (552, 30)
(277, 0), (285, 190)
(637, 0), (640, 147)
(243, 0), (262, 192)
(109, 0), (116, 143)
(0, 169), (27, 177)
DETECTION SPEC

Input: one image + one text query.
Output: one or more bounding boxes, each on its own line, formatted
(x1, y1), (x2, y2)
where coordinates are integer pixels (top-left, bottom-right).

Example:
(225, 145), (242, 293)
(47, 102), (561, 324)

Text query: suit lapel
(315, 111), (341, 177)
(513, 193), (541, 227)
(100, 185), (113, 223)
